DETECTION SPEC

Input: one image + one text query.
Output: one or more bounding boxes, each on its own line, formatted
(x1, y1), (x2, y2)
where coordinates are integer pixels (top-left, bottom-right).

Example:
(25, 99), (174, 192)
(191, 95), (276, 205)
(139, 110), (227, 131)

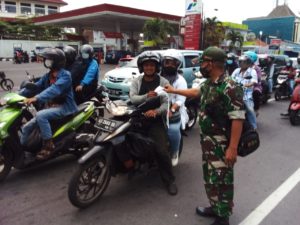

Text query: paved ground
(0, 62), (299, 225)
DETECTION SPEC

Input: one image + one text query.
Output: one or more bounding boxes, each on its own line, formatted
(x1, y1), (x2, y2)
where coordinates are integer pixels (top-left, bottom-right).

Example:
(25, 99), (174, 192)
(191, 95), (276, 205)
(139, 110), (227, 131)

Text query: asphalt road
(0, 62), (299, 225)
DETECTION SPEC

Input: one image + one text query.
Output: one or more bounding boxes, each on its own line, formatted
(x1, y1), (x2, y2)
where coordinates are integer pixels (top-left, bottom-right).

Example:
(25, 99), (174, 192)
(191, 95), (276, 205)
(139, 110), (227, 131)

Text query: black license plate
(97, 118), (117, 132)
(108, 89), (121, 95)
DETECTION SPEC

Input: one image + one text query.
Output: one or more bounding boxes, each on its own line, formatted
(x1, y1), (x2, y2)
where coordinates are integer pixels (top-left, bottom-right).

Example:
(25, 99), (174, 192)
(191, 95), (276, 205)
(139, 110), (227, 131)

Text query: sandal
(36, 149), (54, 160)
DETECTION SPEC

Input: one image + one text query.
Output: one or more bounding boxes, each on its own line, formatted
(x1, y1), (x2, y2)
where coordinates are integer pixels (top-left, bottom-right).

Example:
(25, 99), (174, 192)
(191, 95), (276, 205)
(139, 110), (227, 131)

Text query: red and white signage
(183, 14), (202, 50)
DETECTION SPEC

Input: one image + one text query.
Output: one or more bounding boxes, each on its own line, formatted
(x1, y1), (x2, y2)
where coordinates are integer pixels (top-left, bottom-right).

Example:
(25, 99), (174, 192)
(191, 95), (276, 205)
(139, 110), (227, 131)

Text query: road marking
(239, 168), (300, 225)
(268, 98), (275, 102)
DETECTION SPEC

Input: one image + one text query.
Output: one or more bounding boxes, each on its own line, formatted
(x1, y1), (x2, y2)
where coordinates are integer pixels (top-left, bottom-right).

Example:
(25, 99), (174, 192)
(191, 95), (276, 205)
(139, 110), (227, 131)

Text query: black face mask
(163, 66), (177, 76)
(200, 66), (210, 78)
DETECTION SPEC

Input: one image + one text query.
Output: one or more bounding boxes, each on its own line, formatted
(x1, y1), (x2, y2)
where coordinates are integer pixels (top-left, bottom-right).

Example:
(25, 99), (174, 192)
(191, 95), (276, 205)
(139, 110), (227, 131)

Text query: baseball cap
(200, 47), (227, 63)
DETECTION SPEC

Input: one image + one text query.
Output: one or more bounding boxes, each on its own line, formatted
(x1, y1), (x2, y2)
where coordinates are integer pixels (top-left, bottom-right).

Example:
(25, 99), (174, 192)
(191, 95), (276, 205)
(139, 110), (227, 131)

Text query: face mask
(200, 66), (210, 78)
(81, 53), (89, 59)
(163, 66), (177, 76)
(227, 60), (233, 65)
(44, 59), (53, 69)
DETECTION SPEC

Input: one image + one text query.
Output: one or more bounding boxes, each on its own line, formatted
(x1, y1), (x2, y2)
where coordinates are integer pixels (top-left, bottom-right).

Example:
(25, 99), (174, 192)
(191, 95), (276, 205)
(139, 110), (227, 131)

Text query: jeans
(21, 107), (67, 145)
(268, 78), (273, 93)
(244, 99), (257, 129)
(167, 120), (181, 155)
(288, 79), (295, 95)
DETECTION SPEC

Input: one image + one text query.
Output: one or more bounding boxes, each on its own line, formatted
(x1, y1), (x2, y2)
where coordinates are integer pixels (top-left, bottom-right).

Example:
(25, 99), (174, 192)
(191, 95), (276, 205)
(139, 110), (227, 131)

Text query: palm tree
(143, 18), (174, 47)
(226, 29), (244, 53)
(203, 17), (225, 49)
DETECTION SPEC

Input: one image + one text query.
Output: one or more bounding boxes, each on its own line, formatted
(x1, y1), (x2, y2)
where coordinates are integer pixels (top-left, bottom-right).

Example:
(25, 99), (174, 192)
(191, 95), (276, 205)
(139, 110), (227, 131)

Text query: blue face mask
(227, 59), (233, 65)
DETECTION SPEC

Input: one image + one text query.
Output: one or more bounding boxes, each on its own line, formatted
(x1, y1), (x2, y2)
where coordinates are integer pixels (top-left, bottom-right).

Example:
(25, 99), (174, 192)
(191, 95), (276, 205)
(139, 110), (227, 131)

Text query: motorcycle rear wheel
(289, 110), (300, 126)
(68, 155), (111, 208)
(274, 91), (281, 101)
(0, 152), (13, 182)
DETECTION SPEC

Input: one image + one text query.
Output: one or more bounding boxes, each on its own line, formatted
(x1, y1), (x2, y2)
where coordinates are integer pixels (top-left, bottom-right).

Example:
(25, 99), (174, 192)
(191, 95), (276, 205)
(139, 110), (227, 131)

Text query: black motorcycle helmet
(40, 48), (66, 70)
(63, 45), (77, 67)
(238, 55), (252, 66)
(297, 56), (300, 64)
(80, 44), (94, 60)
(137, 51), (161, 73)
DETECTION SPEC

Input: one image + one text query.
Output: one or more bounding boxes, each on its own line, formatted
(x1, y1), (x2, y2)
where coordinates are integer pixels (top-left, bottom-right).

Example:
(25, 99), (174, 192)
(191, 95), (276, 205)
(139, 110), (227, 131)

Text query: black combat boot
(211, 216), (229, 225)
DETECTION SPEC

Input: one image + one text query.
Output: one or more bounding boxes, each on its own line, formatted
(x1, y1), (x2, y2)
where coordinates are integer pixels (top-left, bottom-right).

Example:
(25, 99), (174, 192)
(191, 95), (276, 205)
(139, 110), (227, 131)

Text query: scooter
(260, 70), (270, 104)
(68, 97), (183, 208)
(185, 71), (205, 130)
(289, 78), (300, 125)
(0, 87), (106, 182)
(274, 70), (290, 101)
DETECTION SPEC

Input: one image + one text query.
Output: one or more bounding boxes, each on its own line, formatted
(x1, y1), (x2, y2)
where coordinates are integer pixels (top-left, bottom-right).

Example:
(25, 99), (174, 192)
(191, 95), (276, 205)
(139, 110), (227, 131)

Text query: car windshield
(124, 56), (138, 68)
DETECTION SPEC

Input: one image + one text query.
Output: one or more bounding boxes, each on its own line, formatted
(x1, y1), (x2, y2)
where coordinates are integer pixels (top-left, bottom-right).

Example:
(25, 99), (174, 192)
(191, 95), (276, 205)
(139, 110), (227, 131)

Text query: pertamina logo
(186, 0), (197, 11)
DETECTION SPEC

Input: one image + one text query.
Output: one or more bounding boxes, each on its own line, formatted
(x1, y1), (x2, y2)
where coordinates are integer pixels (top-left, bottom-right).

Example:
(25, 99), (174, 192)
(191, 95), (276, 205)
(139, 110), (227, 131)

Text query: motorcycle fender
(78, 145), (107, 165)
(290, 103), (300, 111)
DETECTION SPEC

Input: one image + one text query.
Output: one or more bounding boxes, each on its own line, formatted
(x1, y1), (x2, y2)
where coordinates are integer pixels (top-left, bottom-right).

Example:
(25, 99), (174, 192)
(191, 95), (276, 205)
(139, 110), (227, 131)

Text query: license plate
(108, 89), (121, 95)
(97, 118), (117, 132)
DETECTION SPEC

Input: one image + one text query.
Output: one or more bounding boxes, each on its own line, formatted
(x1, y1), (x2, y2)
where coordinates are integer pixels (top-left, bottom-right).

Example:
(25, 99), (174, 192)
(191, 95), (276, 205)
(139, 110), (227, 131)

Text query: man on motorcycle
(73, 44), (99, 104)
(129, 51), (177, 195)
(245, 51), (262, 116)
(20, 48), (78, 160)
(161, 50), (188, 166)
(225, 53), (238, 76)
(283, 59), (296, 95)
(232, 55), (258, 130)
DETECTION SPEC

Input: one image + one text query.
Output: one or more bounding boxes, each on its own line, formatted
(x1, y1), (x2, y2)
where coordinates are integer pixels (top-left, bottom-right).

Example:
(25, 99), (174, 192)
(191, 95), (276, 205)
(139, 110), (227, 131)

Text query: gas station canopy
(33, 4), (181, 33)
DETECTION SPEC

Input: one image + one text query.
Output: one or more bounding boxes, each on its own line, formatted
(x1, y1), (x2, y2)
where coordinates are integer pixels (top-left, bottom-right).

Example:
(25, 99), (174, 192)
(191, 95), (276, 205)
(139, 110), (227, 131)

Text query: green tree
(143, 18), (174, 47)
(203, 17), (225, 49)
(226, 29), (244, 52)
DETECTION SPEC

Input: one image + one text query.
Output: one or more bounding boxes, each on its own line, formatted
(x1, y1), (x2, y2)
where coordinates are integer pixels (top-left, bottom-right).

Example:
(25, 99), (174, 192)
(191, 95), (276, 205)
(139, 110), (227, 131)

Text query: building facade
(243, 4), (300, 44)
(0, 0), (67, 19)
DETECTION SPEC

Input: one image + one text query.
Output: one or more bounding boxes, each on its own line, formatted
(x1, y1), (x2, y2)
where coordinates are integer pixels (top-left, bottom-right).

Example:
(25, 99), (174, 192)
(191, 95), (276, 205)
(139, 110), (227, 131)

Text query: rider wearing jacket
(20, 48), (78, 160)
(73, 44), (99, 104)
(129, 51), (177, 195)
(161, 49), (188, 166)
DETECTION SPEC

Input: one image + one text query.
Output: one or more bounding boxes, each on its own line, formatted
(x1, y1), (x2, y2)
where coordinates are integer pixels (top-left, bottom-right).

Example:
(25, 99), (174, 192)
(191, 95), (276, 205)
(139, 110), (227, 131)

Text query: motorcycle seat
(50, 103), (89, 128)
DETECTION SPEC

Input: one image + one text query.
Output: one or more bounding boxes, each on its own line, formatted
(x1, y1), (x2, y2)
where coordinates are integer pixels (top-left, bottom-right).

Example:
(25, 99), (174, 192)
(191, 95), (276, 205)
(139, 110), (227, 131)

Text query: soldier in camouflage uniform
(164, 47), (245, 225)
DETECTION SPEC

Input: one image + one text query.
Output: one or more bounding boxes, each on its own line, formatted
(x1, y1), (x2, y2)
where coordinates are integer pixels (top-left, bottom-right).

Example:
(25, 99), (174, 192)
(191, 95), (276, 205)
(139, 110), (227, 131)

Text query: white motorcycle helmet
(162, 49), (183, 72)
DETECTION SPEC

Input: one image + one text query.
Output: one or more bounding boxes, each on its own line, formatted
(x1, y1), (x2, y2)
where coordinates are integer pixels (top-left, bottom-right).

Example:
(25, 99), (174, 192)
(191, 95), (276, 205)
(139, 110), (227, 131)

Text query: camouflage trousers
(201, 135), (234, 218)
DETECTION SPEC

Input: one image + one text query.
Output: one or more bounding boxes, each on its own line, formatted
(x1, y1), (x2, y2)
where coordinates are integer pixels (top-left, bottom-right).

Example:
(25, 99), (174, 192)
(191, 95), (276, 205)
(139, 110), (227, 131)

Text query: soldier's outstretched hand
(164, 84), (175, 93)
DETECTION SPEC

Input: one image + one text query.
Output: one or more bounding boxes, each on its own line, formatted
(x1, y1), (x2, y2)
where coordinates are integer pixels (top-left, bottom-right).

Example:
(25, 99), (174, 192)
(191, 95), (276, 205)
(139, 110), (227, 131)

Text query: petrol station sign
(184, 0), (202, 50)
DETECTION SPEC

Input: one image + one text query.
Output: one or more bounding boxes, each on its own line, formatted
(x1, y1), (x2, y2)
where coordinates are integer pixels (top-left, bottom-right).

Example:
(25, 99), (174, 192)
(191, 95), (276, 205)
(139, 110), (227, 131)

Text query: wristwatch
(171, 108), (176, 113)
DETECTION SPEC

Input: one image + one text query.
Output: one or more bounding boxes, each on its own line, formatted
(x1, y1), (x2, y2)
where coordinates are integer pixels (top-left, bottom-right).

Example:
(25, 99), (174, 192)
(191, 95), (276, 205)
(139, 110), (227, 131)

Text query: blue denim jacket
(32, 69), (78, 115)
(80, 59), (99, 86)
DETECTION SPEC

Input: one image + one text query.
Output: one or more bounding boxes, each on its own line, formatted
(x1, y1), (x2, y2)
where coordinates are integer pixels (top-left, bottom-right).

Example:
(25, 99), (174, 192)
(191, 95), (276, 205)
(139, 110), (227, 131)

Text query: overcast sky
(62, 0), (300, 23)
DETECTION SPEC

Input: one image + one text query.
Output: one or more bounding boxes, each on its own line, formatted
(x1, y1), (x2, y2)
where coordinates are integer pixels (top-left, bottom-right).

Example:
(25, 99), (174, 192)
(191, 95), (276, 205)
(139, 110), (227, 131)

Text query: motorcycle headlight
(0, 122), (6, 129)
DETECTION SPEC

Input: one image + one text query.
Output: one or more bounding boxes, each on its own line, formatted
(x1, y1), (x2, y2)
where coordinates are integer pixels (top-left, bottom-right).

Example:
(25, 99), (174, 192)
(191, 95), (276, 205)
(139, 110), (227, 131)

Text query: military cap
(201, 47), (227, 62)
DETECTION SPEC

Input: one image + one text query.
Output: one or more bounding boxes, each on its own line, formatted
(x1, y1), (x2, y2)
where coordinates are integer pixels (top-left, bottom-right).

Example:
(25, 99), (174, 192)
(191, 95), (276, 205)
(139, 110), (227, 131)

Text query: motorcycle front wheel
(0, 151), (13, 182)
(68, 155), (111, 208)
(0, 79), (14, 91)
(274, 91), (281, 101)
(289, 110), (300, 126)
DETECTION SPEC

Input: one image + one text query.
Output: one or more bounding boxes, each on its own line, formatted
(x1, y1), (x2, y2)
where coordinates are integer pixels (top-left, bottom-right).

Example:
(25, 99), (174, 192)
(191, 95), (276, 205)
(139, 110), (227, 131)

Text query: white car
(101, 49), (203, 99)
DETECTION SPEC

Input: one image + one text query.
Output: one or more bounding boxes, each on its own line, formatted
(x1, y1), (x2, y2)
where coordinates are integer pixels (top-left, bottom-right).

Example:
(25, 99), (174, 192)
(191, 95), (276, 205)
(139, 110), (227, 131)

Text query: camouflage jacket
(199, 74), (245, 139)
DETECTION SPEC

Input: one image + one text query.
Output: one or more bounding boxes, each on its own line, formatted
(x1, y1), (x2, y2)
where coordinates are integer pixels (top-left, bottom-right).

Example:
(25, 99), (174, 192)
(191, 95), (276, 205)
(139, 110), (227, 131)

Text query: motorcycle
(289, 78), (300, 125)
(260, 70), (270, 104)
(274, 70), (290, 101)
(68, 97), (183, 208)
(184, 71), (205, 130)
(0, 86), (106, 182)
